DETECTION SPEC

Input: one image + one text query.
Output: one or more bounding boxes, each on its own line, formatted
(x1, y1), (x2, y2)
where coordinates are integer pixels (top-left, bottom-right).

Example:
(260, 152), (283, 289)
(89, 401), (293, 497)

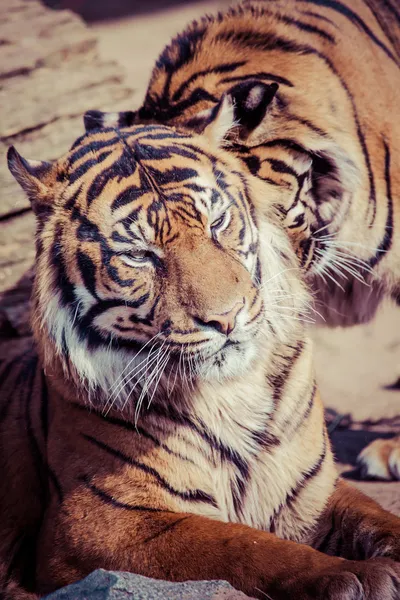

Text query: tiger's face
(8, 105), (309, 407)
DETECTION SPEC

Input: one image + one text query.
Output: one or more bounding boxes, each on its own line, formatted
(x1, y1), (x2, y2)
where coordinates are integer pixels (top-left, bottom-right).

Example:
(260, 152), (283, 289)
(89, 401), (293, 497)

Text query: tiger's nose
(197, 301), (244, 336)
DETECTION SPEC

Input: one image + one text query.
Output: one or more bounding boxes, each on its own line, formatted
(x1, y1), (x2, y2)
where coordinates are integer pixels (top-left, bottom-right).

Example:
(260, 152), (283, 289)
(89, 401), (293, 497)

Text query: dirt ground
(91, 1), (400, 512)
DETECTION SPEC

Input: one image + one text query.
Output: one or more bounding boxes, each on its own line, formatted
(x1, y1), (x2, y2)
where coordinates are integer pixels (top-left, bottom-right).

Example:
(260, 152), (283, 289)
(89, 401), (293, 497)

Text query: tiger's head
(8, 98), (310, 410)
(85, 79), (361, 285)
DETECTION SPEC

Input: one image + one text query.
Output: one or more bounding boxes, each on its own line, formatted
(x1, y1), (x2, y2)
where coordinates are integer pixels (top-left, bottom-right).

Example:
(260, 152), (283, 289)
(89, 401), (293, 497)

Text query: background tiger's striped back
(110, 0), (400, 327)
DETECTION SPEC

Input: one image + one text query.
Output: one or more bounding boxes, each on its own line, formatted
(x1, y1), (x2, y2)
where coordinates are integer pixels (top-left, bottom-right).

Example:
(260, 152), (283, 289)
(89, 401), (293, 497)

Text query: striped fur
(85, 0), (400, 481)
(104, 0), (400, 326)
(2, 118), (400, 599)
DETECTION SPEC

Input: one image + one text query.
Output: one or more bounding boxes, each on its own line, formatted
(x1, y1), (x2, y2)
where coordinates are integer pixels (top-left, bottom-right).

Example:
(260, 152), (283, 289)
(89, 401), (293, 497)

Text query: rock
(43, 570), (253, 600)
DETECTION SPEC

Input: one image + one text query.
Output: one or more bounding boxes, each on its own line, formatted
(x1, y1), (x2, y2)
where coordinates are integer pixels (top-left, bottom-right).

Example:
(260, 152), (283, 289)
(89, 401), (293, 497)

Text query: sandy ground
(91, 3), (400, 510)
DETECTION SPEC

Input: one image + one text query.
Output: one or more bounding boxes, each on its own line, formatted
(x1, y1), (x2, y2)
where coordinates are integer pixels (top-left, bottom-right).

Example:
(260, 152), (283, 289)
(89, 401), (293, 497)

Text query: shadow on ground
(42, 0), (208, 22)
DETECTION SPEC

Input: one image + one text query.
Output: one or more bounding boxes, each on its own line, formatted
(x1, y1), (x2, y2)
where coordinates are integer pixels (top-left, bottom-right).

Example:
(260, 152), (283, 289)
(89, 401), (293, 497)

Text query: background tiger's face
(8, 108), (308, 407)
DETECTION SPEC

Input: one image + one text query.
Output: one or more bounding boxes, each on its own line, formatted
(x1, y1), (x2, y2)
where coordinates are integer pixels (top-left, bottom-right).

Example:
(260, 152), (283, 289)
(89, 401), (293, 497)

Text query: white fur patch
(205, 95), (237, 146)
(102, 112), (121, 128)
(245, 85), (264, 110)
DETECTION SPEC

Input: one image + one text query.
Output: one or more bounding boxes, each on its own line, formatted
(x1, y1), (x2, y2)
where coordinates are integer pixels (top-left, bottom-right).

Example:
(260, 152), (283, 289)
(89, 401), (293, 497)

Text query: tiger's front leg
(314, 479), (400, 563)
(36, 483), (400, 600)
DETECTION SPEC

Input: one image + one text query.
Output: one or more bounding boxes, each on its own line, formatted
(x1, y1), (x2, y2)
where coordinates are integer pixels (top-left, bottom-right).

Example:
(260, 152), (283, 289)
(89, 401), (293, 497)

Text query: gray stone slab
(44, 570), (253, 600)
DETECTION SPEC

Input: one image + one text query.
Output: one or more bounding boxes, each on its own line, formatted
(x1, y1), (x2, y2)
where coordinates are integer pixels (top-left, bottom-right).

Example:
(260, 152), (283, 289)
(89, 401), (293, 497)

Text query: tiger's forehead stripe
(66, 127), (210, 188)
(64, 129), (243, 213)
(53, 124), (260, 292)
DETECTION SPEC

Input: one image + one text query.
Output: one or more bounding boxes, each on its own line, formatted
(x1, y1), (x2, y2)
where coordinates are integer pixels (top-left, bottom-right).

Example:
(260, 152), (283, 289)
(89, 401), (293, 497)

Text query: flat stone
(43, 570), (253, 600)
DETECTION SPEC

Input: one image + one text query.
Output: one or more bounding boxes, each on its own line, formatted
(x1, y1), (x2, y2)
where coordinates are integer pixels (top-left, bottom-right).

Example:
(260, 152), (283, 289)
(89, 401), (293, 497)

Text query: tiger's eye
(129, 249), (147, 261)
(211, 214), (225, 230)
(120, 249), (151, 267)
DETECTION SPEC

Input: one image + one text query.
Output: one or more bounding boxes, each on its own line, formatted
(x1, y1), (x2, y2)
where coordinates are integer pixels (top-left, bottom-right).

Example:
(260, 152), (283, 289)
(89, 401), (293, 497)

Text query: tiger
(2, 97), (400, 600)
(83, 0), (400, 481)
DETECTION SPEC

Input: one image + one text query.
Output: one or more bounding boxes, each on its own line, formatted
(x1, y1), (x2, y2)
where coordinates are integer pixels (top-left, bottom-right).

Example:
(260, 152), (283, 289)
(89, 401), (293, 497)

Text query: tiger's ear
(7, 146), (57, 214)
(84, 109), (137, 131)
(204, 81), (279, 145)
(229, 81), (279, 138)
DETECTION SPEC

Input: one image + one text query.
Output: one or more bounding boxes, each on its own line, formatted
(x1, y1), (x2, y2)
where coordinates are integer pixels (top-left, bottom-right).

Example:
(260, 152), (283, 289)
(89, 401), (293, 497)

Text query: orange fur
(85, 0), (400, 481)
(2, 114), (400, 599)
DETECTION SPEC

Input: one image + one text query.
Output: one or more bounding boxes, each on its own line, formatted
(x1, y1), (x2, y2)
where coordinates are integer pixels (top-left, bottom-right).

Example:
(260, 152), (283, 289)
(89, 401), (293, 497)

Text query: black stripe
(287, 435), (327, 508)
(267, 341), (305, 405)
(143, 515), (192, 544)
(68, 137), (119, 166)
(358, 128), (376, 225)
(113, 199), (142, 224)
(381, 0), (400, 25)
(82, 434), (217, 507)
(273, 434), (327, 520)
(78, 293), (150, 333)
(68, 149), (113, 185)
(86, 146), (137, 206)
(146, 403), (249, 480)
(80, 474), (166, 512)
(301, 0), (399, 65)
(24, 358), (46, 495)
(287, 382), (317, 434)
(172, 61), (247, 101)
(257, 138), (309, 154)
(266, 158), (300, 178)
(111, 231), (133, 243)
(140, 88), (219, 123)
(147, 166), (199, 185)
(155, 26), (207, 75)
(363, 0), (400, 57)
(47, 466), (64, 503)
(134, 142), (200, 162)
(286, 113), (328, 137)
(273, 12), (336, 43)
(51, 223), (76, 307)
(215, 29), (318, 55)
(220, 71), (294, 87)
(128, 130), (191, 142)
(76, 250), (99, 300)
(368, 138), (393, 268)
(70, 128), (116, 151)
(315, 512), (337, 554)
(258, 175), (282, 186)
(3, 532), (25, 587)
(70, 402), (196, 464)
(23, 360), (64, 503)
(231, 475), (248, 518)
(40, 369), (49, 441)
(0, 355), (23, 416)
(0, 352), (34, 423)
(299, 10), (339, 27)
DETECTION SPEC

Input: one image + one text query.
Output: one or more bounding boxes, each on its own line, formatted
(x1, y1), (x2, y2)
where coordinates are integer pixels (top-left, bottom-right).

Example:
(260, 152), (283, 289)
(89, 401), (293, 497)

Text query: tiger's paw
(357, 438), (400, 481)
(284, 558), (400, 600)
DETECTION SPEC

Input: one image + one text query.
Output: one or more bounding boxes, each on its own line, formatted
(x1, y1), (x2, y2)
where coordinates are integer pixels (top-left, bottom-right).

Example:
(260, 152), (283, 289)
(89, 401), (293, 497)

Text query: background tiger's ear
(228, 81), (279, 138)
(204, 81), (279, 145)
(84, 109), (136, 131)
(7, 146), (56, 214)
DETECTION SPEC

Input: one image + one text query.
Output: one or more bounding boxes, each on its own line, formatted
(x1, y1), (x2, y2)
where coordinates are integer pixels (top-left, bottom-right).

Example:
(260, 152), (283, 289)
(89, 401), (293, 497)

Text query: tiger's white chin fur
(195, 341), (259, 382)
